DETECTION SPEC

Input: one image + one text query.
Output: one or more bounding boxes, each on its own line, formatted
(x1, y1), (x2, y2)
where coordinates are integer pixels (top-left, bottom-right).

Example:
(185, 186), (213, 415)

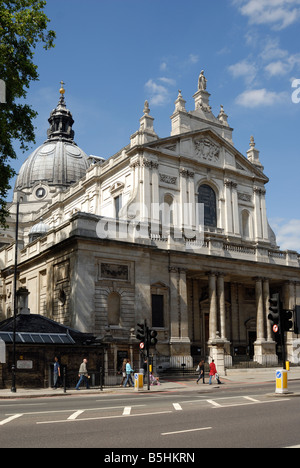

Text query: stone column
(254, 277), (277, 365)
(263, 278), (272, 342)
(255, 277), (265, 341)
(217, 273), (227, 341)
(169, 266), (192, 367)
(208, 272), (217, 341)
(208, 272), (228, 375)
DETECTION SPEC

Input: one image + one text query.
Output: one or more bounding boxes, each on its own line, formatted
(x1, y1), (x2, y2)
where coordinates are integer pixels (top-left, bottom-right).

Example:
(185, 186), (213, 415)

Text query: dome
(29, 219), (50, 242)
(29, 219), (50, 235)
(15, 83), (91, 193)
(15, 140), (90, 191)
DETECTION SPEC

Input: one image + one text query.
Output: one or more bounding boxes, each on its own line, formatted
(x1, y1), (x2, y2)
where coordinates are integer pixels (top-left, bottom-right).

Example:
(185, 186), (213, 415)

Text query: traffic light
(136, 321), (146, 343)
(295, 306), (300, 334)
(268, 293), (281, 333)
(149, 329), (158, 346)
(281, 309), (293, 332)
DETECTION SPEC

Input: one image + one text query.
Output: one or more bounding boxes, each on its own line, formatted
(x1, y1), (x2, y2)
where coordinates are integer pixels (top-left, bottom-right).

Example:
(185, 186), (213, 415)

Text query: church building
(0, 73), (299, 374)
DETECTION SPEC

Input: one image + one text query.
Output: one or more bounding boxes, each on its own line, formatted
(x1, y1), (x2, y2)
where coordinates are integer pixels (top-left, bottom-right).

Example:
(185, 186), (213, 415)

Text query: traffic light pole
(146, 324), (150, 391)
(279, 311), (286, 370)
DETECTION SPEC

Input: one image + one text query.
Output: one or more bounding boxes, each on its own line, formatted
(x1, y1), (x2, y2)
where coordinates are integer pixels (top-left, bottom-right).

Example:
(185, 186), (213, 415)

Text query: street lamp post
(11, 198), (20, 393)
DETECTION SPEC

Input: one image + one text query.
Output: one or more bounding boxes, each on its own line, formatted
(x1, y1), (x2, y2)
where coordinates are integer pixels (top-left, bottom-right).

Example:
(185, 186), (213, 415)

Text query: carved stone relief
(194, 138), (220, 162)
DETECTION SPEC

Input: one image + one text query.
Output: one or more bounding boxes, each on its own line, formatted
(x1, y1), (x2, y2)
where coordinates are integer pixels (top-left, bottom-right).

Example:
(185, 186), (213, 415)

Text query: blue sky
(7, 0), (300, 251)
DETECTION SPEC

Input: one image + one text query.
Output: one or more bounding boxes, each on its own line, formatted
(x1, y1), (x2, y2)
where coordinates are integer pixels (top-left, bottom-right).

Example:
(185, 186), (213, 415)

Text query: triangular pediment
(143, 127), (268, 182)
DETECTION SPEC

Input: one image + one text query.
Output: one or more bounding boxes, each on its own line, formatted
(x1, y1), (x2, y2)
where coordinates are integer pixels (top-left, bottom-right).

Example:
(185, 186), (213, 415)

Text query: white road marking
(173, 403), (182, 411)
(244, 396), (259, 402)
(0, 414), (23, 426)
(67, 410), (84, 420)
(162, 427), (212, 436)
(36, 410), (172, 425)
(206, 399), (222, 407)
(123, 406), (131, 415)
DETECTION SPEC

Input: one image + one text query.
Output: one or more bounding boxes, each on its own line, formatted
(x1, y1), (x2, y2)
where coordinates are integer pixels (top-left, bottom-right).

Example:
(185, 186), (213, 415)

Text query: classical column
(255, 277), (265, 341)
(224, 179), (233, 234)
(208, 272), (217, 341)
(168, 266), (191, 364)
(262, 278), (272, 342)
(217, 273), (227, 341)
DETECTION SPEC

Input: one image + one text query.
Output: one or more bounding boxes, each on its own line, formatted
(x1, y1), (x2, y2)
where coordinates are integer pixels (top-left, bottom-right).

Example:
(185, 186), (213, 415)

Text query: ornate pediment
(194, 138), (220, 162)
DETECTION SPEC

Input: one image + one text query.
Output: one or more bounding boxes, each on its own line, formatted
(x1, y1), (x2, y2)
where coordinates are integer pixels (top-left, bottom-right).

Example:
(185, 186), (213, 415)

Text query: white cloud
(233, 0), (300, 30)
(264, 53), (300, 76)
(228, 59), (257, 84)
(144, 77), (176, 106)
(189, 54), (199, 64)
(235, 88), (288, 107)
(159, 77), (176, 86)
(145, 79), (170, 106)
(270, 218), (300, 251)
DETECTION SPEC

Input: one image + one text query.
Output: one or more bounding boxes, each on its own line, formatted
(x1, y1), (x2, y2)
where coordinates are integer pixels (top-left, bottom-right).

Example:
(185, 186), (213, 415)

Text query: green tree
(0, 0), (55, 227)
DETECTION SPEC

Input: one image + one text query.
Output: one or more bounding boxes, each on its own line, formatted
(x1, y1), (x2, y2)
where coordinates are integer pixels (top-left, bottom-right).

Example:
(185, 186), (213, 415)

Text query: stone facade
(0, 73), (299, 374)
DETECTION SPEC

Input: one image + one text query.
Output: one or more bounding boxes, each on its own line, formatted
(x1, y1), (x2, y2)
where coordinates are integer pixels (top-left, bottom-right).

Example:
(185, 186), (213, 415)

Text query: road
(1, 381), (300, 449)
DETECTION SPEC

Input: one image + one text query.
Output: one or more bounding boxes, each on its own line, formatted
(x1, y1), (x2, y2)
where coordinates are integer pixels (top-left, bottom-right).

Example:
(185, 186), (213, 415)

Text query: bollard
(134, 373), (144, 391)
(275, 369), (289, 394)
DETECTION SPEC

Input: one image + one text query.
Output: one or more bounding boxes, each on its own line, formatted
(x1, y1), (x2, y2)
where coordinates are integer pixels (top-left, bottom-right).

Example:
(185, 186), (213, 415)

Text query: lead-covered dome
(15, 83), (90, 193)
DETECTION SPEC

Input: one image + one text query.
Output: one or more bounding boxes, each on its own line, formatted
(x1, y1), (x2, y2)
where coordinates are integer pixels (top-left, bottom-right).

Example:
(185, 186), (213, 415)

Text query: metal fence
(55, 368), (125, 390)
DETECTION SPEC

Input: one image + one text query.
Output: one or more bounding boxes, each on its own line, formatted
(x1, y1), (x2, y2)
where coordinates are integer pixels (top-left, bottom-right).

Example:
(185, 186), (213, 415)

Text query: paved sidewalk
(0, 367), (299, 399)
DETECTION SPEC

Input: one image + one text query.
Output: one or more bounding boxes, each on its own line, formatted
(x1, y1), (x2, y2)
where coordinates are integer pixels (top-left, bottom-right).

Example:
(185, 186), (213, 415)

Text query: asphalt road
(1, 382), (300, 450)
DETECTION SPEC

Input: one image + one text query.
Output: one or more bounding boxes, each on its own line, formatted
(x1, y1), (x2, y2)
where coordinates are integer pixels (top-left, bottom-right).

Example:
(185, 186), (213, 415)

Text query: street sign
(139, 342), (145, 350)
(273, 324), (279, 333)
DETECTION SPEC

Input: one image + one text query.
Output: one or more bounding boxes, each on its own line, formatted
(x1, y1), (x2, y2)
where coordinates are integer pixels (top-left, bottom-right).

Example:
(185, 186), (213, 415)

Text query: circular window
(35, 187), (46, 199)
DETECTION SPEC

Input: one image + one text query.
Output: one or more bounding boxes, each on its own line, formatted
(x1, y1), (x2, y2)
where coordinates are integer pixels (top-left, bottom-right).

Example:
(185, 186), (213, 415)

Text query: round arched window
(198, 184), (217, 228)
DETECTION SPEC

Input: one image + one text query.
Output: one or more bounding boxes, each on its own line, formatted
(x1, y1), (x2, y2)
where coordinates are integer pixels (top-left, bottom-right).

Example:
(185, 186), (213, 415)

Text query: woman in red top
(209, 360), (222, 385)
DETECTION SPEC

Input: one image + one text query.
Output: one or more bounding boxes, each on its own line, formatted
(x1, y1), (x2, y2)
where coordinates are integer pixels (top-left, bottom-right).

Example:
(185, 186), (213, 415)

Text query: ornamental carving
(238, 192), (252, 202)
(160, 173), (177, 185)
(194, 138), (220, 162)
(101, 263), (129, 281)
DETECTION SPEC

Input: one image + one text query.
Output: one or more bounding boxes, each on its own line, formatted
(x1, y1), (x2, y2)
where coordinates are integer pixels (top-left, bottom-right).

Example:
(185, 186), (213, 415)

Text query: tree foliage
(0, 0), (55, 227)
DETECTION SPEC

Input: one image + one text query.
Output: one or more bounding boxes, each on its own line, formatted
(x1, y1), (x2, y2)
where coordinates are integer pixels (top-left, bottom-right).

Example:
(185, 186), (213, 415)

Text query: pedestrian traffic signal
(268, 293), (281, 333)
(149, 329), (158, 346)
(281, 309), (293, 332)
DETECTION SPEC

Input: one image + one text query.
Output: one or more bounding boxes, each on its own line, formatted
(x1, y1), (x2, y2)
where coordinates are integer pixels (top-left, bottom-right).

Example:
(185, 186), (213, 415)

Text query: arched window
(241, 210), (250, 238)
(198, 184), (217, 228)
(107, 292), (121, 326)
(163, 194), (174, 226)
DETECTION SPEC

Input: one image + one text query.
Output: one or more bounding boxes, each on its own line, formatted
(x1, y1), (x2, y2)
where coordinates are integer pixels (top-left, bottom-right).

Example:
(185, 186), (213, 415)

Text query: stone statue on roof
(198, 70), (207, 91)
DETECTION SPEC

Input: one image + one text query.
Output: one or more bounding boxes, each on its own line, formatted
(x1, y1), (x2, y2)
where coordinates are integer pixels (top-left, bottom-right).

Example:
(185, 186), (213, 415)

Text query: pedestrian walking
(196, 360), (205, 384)
(123, 359), (134, 387)
(208, 359), (222, 385)
(75, 358), (90, 390)
(53, 356), (61, 389)
(120, 358), (127, 387)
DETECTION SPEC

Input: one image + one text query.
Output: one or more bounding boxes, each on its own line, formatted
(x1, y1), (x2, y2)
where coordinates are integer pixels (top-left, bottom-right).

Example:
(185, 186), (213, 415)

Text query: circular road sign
(273, 324), (279, 333)
(139, 342), (145, 350)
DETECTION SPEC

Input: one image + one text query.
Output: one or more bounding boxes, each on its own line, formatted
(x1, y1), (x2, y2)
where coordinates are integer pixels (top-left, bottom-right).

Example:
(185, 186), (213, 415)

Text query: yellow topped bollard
(285, 361), (290, 371)
(275, 369), (289, 394)
(134, 373), (144, 392)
